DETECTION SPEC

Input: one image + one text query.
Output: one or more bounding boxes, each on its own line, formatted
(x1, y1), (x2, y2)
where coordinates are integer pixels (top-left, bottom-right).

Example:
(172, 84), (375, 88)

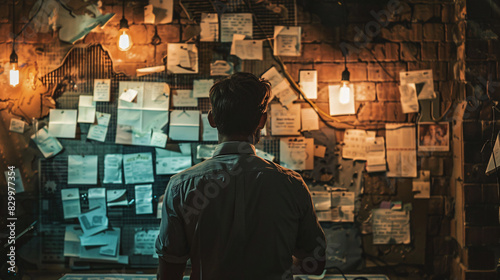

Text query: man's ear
(257, 112), (267, 129)
(208, 110), (217, 128)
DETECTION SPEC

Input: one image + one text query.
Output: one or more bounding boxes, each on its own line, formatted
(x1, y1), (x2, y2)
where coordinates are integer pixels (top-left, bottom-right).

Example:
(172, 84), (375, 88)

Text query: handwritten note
(270, 103), (301, 136)
(88, 112), (111, 142)
(342, 129), (367, 160)
(123, 153), (155, 185)
(135, 184), (153, 215)
(193, 79), (214, 98)
(103, 154), (123, 184)
(173, 90), (197, 107)
(386, 124), (417, 177)
(61, 188), (81, 219)
(93, 79), (111, 102)
(372, 209), (410, 244)
(220, 13), (252, 43)
(274, 26), (301, 56)
(200, 13), (218, 42)
(68, 155), (98, 185)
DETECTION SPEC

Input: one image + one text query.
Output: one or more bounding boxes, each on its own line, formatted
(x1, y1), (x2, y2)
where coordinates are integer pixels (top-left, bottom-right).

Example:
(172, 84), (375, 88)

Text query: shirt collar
(213, 141), (256, 157)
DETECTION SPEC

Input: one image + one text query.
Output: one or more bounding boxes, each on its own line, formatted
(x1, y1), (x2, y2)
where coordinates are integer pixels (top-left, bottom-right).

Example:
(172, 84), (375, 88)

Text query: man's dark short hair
(209, 72), (271, 136)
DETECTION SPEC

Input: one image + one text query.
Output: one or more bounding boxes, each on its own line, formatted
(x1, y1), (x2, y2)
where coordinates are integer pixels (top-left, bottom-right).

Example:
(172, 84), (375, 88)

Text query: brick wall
(0, 0), (479, 278)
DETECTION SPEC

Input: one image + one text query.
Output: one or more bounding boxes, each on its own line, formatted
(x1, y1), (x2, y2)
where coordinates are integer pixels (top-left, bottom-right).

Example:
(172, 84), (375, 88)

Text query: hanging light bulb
(9, 49), (19, 87)
(118, 0), (132, 51)
(339, 63), (350, 105)
(9, 0), (19, 87)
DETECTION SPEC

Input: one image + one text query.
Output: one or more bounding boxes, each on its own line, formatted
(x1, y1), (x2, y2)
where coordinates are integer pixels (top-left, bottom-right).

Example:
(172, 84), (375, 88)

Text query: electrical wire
(242, 0), (422, 131)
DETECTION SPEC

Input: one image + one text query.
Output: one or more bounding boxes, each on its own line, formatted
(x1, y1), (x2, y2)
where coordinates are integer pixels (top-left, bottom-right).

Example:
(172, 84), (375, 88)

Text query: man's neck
(218, 134), (254, 144)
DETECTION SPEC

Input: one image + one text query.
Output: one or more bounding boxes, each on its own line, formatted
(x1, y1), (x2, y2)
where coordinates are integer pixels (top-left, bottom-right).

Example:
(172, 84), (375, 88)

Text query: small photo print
(418, 122), (449, 152)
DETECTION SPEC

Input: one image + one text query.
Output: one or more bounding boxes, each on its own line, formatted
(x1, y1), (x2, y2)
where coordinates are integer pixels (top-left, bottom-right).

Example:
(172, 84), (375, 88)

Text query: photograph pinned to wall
(400, 70), (436, 100)
(274, 26), (301, 56)
(418, 122), (449, 152)
(167, 44), (199, 74)
(220, 13), (253, 43)
(93, 79), (111, 102)
(200, 13), (219, 42)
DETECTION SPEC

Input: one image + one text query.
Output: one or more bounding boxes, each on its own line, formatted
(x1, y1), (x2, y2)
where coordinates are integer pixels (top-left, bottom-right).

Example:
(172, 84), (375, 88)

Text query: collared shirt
(155, 141), (325, 280)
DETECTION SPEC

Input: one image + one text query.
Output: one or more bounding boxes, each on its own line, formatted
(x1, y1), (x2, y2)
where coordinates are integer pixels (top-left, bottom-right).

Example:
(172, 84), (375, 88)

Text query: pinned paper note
(270, 103), (301, 136)
(93, 79), (111, 102)
(104, 154), (123, 184)
(49, 109), (77, 138)
(220, 13), (253, 43)
(88, 188), (106, 214)
(144, 4), (155, 24)
(173, 90), (197, 107)
(486, 132), (500, 174)
(134, 229), (160, 256)
(314, 145), (326, 158)
(123, 153), (154, 185)
(399, 83), (419, 113)
(78, 206), (108, 236)
(61, 188), (81, 219)
(372, 209), (410, 244)
(120, 89), (139, 103)
(261, 66), (297, 106)
(167, 44), (198, 74)
(301, 108), (319, 131)
(149, 0), (174, 23)
(88, 112), (111, 142)
(413, 170), (431, 199)
(274, 26), (301, 56)
(329, 85), (355, 116)
(280, 137), (307, 170)
(386, 124), (417, 177)
(150, 131), (168, 148)
(400, 70), (436, 100)
(132, 130), (152, 146)
(200, 13), (218, 42)
(202, 113), (218, 141)
(31, 128), (63, 158)
(9, 118), (24, 133)
(232, 39), (263, 60)
(68, 155), (98, 185)
(107, 189), (128, 207)
(299, 70), (318, 99)
(169, 110), (200, 141)
(156, 145), (192, 175)
(135, 184), (153, 215)
(366, 136), (387, 173)
(342, 129), (367, 161)
(193, 79), (214, 98)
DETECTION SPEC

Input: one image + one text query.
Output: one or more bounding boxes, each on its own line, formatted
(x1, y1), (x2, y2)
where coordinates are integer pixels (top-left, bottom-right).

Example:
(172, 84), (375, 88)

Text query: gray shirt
(155, 141), (325, 280)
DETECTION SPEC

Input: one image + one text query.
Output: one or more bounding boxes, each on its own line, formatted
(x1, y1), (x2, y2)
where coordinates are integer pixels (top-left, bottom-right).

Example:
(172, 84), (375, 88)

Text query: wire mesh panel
(38, 38), (287, 266)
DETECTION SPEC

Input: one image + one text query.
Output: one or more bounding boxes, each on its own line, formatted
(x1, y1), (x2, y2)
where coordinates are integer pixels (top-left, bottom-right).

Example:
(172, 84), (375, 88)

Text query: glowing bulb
(118, 29), (132, 51)
(339, 82), (350, 104)
(9, 64), (19, 87)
